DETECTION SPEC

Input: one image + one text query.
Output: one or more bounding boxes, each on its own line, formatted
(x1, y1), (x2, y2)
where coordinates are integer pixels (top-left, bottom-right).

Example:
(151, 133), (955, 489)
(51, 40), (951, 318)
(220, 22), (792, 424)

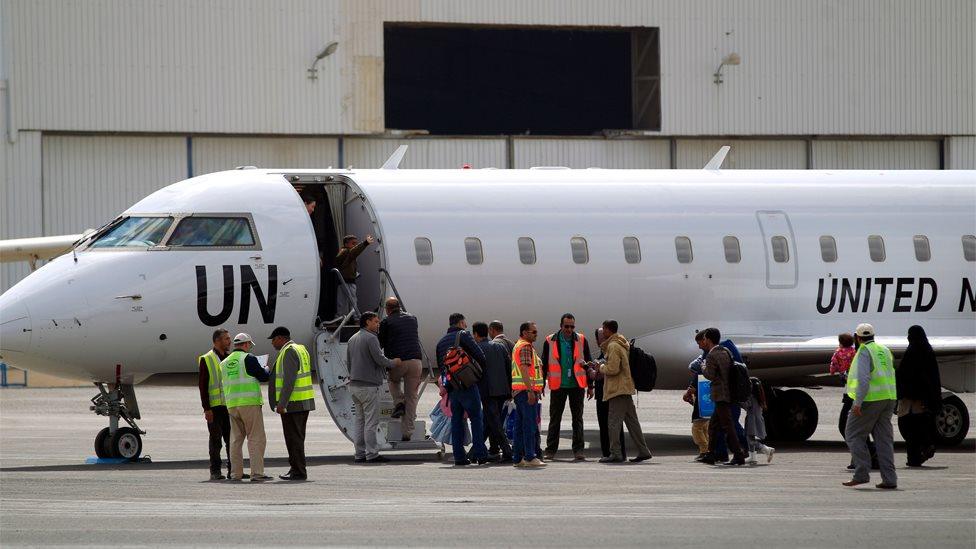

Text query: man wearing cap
(199, 328), (232, 480)
(268, 326), (315, 481)
(220, 333), (272, 482)
(843, 323), (898, 489)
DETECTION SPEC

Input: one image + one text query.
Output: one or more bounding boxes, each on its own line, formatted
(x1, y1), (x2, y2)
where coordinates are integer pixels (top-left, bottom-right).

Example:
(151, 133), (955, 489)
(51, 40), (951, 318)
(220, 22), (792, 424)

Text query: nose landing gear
(90, 382), (145, 460)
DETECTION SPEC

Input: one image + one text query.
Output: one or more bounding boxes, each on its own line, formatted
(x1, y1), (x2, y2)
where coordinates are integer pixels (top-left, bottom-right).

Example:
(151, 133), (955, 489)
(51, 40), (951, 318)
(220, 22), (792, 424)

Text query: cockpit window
(167, 217), (256, 247)
(89, 216), (173, 248)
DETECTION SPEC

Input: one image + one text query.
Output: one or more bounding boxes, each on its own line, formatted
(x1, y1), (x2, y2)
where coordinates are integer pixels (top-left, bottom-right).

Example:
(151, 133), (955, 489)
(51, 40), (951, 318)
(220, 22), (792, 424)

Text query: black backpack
(628, 340), (657, 392)
(727, 352), (752, 404)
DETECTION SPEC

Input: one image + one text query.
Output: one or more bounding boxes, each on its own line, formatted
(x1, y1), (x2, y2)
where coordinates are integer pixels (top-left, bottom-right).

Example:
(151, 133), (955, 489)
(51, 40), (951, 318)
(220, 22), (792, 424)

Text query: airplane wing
(0, 232), (92, 267)
(738, 336), (976, 391)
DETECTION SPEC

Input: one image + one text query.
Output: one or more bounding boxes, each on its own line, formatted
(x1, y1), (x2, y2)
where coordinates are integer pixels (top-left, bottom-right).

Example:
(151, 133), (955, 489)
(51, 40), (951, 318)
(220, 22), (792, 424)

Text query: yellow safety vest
(511, 339), (544, 392)
(274, 342), (315, 405)
(200, 349), (225, 407)
(846, 341), (897, 402)
(220, 350), (264, 408)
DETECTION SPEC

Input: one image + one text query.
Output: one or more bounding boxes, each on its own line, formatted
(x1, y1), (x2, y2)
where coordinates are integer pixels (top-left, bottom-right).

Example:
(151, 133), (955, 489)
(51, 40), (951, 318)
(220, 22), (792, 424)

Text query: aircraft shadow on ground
(1, 431), (971, 472)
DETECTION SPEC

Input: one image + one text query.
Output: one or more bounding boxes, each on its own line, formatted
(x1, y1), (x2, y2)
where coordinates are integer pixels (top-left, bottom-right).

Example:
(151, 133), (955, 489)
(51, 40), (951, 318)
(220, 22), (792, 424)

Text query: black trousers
(207, 405), (231, 474)
(281, 411), (310, 477)
(546, 387), (585, 454)
(899, 411), (935, 466)
(482, 395), (512, 457)
(708, 401), (744, 458)
(595, 381), (626, 458)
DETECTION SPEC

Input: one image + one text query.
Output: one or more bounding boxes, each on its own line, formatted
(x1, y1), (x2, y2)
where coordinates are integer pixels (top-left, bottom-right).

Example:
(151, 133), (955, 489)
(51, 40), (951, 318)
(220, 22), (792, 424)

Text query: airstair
(313, 269), (441, 455)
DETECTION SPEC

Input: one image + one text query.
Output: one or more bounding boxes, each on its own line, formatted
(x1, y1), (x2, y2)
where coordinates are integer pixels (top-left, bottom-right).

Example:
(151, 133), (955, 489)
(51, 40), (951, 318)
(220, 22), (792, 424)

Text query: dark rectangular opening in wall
(384, 24), (660, 135)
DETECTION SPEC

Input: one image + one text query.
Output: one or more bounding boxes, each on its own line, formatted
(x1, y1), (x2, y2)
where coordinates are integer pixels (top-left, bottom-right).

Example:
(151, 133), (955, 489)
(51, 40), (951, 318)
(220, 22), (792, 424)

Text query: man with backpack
(700, 327), (748, 466)
(436, 313), (490, 466)
(598, 320), (653, 464)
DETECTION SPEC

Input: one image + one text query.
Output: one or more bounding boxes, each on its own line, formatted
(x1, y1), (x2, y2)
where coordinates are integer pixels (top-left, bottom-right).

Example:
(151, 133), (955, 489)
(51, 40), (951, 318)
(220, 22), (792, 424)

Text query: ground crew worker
(511, 321), (546, 468)
(541, 313), (592, 461)
(199, 328), (231, 480)
(268, 326), (315, 481)
(843, 323), (898, 489)
(221, 333), (272, 482)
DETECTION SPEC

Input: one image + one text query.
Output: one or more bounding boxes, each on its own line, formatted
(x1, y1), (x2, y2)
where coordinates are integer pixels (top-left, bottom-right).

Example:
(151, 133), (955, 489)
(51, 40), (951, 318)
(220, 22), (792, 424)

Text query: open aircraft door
(755, 210), (798, 289)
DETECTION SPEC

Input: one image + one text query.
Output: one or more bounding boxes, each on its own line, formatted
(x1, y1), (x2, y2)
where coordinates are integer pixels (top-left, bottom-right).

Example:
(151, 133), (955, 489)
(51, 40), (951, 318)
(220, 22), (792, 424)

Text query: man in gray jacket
(347, 312), (401, 463)
(268, 326), (316, 481)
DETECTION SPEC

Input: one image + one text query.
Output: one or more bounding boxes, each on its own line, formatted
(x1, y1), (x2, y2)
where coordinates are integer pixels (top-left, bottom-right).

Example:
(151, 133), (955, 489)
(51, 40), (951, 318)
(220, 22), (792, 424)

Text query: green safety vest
(200, 349), (225, 407)
(220, 350), (264, 408)
(274, 342), (315, 405)
(846, 341), (897, 402)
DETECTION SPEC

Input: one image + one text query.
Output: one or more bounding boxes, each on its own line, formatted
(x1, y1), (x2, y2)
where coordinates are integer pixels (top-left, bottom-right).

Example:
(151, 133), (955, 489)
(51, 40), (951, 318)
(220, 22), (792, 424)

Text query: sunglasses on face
(562, 325), (575, 329)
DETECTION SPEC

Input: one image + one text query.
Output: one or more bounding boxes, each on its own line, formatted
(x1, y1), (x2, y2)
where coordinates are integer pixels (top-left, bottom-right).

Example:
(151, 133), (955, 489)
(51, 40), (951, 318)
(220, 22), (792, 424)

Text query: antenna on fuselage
(704, 146), (731, 171)
(381, 145), (408, 169)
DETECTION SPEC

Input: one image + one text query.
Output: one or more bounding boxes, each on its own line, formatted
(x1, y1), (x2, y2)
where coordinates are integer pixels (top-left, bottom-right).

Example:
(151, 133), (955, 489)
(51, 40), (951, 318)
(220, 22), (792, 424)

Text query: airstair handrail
(330, 268), (362, 317)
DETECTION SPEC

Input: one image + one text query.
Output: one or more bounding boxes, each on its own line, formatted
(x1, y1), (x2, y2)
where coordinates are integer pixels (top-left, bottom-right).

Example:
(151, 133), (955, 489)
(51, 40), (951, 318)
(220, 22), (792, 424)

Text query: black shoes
(629, 454), (652, 463)
(391, 403), (405, 419)
(723, 455), (746, 466)
(694, 453), (709, 462)
(354, 457), (367, 463)
(250, 474), (273, 482)
(700, 455), (717, 465)
(455, 459), (471, 466)
(279, 474), (307, 481)
(876, 483), (897, 490)
(366, 456), (390, 464)
(599, 456), (624, 463)
(210, 472), (225, 481)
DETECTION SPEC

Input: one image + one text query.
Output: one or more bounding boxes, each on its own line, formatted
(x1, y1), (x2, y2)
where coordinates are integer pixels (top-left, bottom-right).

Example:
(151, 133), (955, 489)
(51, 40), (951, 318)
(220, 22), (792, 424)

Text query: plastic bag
(428, 400), (472, 446)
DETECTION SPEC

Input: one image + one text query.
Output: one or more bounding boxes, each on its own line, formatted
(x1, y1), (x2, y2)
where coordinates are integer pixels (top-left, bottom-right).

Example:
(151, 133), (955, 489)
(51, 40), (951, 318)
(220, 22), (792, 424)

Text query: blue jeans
(715, 404), (748, 459)
(512, 392), (538, 463)
(449, 385), (487, 463)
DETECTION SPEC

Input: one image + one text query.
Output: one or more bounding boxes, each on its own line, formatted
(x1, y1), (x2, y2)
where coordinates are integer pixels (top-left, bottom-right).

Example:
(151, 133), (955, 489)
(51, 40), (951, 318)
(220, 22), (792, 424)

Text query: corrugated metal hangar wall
(1, 0), (974, 291)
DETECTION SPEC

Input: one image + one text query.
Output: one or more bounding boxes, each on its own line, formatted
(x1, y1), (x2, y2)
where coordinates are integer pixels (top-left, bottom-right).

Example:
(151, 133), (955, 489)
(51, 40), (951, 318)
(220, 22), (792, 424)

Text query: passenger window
(464, 237), (483, 265)
(90, 216), (173, 248)
(723, 236), (741, 263)
(913, 235), (931, 262)
(622, 237), (641, 264)
(570, 237), (589, 264)
(518, 237), (536, 265)
(963, 235), (976, 262)
(414, 237), (433, 265)
(868, 235), (885, 262)
(674, 236), (693, 264)
(771, 236), (789, 263)
(819, 235), (837, 263)
(168, 217), (255, 247)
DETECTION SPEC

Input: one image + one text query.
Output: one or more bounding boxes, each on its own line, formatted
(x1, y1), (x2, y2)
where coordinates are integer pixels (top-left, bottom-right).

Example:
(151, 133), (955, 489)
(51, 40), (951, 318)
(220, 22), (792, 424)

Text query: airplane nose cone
(0, 297), (32, 353)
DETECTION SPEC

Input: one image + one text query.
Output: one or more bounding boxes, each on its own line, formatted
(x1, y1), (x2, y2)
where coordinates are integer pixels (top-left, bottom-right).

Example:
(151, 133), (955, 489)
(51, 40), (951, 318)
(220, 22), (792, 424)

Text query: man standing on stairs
(379, 297), (423, 441)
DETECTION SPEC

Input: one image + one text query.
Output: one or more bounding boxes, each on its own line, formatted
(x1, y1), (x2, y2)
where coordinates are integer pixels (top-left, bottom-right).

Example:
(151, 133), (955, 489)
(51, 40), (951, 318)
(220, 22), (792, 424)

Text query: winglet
(381, 145), (408, 169)
(704, 146), (730, 170)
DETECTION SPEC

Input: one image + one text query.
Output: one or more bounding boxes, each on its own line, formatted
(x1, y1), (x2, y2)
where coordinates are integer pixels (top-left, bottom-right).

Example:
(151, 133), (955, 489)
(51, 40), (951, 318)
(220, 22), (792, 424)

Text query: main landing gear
(90, 382), (145, 460)
(763, 386), (819, 442)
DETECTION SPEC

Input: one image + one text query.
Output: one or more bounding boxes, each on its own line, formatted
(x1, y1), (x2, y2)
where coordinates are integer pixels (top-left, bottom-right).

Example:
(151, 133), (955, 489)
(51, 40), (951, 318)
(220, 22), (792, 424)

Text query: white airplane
(1, 146), (973, 460)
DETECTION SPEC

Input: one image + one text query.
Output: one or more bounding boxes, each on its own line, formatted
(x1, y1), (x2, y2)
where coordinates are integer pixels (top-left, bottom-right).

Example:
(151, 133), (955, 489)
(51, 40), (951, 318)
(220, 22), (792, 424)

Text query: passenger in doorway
(334, 234), (375, 319)
(598, 320), (652, 464)
(348, 312), (401, 464)
(199, 328), (232, 480)
(301, 191), (316, 215)
(683, 331), (709, 461)
(896, 325), (942, 467)
(378, 297), (423, 441)
(587, 328), (626, 460)
(843, 324), (898, 489)
(541, 314), (592, 461)
(220, 333), (272, 482)
(511, 321), (546, 468)
(436, 313), (489, 466)
(473, 321), (513, 463)
(268, 326), (315, 481)
(834, 332), (879, 470)
(699, 327), (747, 466)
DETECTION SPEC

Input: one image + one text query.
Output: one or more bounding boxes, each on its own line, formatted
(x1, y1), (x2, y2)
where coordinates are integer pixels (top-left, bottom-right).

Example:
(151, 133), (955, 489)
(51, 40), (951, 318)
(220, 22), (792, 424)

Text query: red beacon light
(461, 163), (472, 169)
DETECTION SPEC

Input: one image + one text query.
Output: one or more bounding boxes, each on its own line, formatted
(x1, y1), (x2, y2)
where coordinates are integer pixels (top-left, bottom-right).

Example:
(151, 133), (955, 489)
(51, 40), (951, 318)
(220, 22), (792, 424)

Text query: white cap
(855, 323), (875, 338)
(233, 332), (253, 345)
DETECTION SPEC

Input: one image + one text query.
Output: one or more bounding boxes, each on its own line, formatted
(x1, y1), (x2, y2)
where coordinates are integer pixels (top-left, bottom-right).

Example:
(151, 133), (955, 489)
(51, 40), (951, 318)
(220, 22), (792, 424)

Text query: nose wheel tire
(109, 427), (143, 460)
(94, 427), (113, 458)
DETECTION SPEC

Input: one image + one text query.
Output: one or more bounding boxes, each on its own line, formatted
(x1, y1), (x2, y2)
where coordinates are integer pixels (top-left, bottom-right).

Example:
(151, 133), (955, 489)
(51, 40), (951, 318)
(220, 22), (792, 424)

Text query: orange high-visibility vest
(546, 332), (588, 390)
(511, 339), (544, 392)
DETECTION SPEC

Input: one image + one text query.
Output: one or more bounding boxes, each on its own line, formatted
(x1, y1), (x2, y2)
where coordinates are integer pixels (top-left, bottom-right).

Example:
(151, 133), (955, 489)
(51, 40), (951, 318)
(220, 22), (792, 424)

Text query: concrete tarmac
(1, 386), (974, 547)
